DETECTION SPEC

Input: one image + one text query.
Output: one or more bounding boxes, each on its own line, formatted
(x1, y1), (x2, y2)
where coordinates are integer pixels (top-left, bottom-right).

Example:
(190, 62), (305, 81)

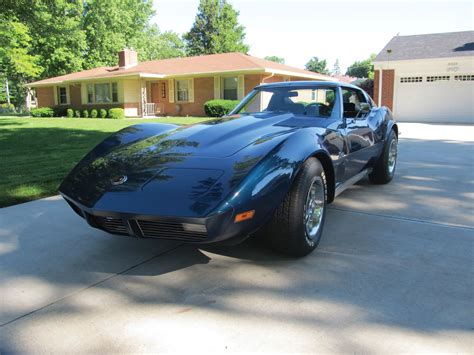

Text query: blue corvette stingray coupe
(60, 81), (398, 256)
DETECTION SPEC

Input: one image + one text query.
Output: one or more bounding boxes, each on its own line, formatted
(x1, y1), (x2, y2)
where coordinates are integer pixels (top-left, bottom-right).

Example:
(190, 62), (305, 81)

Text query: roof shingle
(374, 31), (474, 62)
(29, 52), (332, 86)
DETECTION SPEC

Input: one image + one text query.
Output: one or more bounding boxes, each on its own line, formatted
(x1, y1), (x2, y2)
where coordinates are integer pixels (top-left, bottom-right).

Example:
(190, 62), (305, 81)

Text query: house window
(95, 83), (111, 103)
(112, 83), (118, 102)
(89, 83), (118, 103)
(161, 82), (166, 98)
(58, 86), (68, 105)
(176, 79), (189, 102)
(222, 77), (238, 100)
(400, 77), (422, 83)
(87, 84), (94, 103)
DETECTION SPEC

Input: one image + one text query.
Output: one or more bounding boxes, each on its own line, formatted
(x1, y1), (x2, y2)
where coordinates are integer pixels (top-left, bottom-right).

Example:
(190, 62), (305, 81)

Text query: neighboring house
(373, 31), (474, 123)
(27, 51), (334, 117)
(331, 75), (357, 84)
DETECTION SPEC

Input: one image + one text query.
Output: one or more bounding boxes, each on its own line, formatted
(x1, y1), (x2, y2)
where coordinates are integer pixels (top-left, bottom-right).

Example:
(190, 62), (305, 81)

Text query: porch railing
(143, 103), (164, 117)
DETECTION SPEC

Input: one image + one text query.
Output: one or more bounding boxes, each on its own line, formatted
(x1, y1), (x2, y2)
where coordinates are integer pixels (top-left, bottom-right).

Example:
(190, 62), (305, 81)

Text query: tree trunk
(5, 78), (10, 105)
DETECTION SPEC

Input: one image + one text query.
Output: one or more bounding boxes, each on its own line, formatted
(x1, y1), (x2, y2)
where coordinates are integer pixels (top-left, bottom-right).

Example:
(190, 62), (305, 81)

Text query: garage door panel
(394, 77), (474, 123)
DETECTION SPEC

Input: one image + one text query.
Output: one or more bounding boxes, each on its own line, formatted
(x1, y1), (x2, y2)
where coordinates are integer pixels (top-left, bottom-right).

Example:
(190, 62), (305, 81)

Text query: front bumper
(62, 193), (262, 244)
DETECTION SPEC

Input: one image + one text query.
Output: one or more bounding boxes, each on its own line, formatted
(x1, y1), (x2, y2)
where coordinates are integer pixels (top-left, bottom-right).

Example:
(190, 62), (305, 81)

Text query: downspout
(378, 68), (382, 107)
(262, 72), (275, 83)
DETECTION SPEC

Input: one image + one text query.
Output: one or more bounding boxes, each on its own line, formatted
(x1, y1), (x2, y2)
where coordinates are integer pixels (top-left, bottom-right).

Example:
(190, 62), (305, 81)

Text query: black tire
(259, 157), (327, 257)
(369, 129), (398, 184)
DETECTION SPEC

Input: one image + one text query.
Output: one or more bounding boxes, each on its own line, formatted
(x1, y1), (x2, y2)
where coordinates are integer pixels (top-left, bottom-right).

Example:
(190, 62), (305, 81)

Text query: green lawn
(0, 116), (214, 208)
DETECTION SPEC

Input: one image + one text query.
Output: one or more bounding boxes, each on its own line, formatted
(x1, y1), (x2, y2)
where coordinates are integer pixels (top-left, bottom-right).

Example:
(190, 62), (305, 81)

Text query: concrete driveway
(1, 123), (473, 353)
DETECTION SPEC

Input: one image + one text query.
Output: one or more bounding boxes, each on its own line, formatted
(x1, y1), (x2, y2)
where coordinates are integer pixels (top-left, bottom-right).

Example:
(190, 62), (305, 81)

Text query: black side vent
(136, 220), (207, 242)
(95, 216), (129, 235)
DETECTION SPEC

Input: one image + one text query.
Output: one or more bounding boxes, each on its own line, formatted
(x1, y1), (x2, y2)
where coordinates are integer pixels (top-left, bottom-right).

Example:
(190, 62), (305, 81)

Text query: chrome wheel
(388, 138), (398, 174)
(304, 177), (325, 242)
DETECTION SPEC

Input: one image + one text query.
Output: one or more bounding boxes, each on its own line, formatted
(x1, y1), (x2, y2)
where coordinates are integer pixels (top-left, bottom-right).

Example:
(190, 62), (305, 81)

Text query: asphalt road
(1, 123), (473, 353)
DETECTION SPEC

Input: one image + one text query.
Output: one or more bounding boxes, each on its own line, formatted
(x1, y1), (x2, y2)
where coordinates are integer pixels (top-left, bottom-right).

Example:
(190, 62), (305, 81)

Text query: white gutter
(26, 67), (333, 87)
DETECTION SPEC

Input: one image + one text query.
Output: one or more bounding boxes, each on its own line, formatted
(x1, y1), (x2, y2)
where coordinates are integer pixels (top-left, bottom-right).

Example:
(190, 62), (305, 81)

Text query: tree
(345, 54), (376, 79)
(332, 59), (341, 75)
(265, 56), (285, 64)
(305, 57), (330, 75)
(82, 0), (156, 68)
(28, 1), (87, 78)
(184, 0), (249, 56)
(130, 26), (185, 62)
(0, 14), (41, 107)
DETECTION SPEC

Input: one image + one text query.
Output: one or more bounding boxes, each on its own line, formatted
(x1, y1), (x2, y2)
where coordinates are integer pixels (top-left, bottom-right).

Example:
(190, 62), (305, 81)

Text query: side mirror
(355, 102), (371, 119)
(359, 102), (371, 114)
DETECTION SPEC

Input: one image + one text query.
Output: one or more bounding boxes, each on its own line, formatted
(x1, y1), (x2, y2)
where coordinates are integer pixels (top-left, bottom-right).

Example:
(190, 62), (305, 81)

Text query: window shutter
(53, 86), (58, 105)
(169, 79), (175, 103)
(238, 75), (245, 100)
(80, 84), (87, 104)
(214, 76), (220, 99)
(188, 78), (194, 103)
(66, 86), (71, 104)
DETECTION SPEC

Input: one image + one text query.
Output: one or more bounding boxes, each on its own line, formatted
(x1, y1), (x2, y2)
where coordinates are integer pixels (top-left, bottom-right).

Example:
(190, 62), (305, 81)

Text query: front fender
(213, 129), (332, 223)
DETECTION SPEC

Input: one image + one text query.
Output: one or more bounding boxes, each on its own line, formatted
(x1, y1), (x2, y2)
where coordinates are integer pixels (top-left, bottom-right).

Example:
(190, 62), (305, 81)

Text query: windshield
(231, 86), (336, 118)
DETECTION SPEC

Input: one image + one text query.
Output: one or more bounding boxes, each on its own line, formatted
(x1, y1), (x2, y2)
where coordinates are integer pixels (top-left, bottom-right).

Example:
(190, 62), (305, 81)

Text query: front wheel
(369, 129), (398, 184)
(259, 157), (327, 257)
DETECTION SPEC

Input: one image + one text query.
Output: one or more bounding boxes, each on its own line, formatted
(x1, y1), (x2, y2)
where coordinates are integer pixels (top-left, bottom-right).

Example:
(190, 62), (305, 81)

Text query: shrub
(108, 108), (125, 119)
(0, 103), (15, 113)
(66, 108), (74, 118)
(82, 109), (89, 118)
(204, 99), (240, 117)
(75, 110), (81, 118)
(53, 107), (67, 117)
(30, 107), (54, 117)
(90, 109), (98, 118)
(99, 108), (107, 118)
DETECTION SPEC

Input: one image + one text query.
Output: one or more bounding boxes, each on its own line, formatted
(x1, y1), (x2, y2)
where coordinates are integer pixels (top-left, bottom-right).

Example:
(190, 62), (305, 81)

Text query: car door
(341, 87), (376, 180)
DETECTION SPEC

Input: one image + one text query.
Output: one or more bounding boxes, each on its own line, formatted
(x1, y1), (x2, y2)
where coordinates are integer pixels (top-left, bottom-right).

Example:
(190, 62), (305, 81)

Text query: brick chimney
(118, 49), (138, 68)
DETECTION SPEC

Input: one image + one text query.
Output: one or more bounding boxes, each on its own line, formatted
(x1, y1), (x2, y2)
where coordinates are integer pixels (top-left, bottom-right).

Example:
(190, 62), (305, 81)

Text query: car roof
(256, 80), (361, 90)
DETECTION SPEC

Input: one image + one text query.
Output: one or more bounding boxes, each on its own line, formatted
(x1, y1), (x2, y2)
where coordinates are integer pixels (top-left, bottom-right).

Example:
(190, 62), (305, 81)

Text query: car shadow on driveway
(1, 135), (473, 353)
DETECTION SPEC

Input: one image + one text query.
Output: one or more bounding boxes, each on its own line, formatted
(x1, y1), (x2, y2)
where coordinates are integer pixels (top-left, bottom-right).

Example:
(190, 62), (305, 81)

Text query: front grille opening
(95, 216), (129, 235)
(136, 220), (207, 242)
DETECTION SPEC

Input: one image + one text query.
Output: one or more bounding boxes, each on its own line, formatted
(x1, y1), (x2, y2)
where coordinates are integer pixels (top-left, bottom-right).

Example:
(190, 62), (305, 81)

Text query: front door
(150, 81), (167, 115)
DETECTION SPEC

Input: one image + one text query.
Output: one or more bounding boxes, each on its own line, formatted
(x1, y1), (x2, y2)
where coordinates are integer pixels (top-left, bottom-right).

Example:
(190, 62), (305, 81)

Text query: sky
(152, 0), (473, 73)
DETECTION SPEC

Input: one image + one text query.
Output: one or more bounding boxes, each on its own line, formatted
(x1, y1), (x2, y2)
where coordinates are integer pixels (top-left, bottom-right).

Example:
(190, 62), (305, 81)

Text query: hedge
(204, 99), (240, 117)
(66, 108), (74, 118)
(75, 110), (81, 118)
(99, 108), (107, 118)
(90, 109), (98, 118)
(30, 107), (54, 117)
(108, 108), (125, 119)
(82, 109), (89, 118)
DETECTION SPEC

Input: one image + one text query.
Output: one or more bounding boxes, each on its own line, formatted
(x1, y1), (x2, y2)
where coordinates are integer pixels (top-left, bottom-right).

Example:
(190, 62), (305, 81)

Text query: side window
(342, 88), (367, 118)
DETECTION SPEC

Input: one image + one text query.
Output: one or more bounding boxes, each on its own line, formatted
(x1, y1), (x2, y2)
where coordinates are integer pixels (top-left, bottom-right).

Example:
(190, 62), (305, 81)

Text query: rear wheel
(369, 129), (398, 184)
(259, 158), (327, 257)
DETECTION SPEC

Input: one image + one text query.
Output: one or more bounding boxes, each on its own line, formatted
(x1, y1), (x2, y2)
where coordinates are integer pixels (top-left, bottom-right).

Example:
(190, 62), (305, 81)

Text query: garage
(373, 31), (474, 124)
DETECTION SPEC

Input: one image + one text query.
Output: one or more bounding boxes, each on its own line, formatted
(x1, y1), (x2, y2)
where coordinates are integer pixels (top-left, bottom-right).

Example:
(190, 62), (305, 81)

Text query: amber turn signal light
(234, 210), (255, 223)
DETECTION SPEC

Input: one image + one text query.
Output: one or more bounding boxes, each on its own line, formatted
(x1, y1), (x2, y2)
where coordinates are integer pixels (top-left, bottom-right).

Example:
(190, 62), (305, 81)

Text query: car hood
(116, 113), (301, 158)
(60, 113), (315, 216)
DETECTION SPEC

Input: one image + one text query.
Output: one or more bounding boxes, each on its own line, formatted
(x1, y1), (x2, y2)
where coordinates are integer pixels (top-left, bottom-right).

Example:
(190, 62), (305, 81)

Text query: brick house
(27, 50), (334, 117)
(373, 31), (474, 123)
